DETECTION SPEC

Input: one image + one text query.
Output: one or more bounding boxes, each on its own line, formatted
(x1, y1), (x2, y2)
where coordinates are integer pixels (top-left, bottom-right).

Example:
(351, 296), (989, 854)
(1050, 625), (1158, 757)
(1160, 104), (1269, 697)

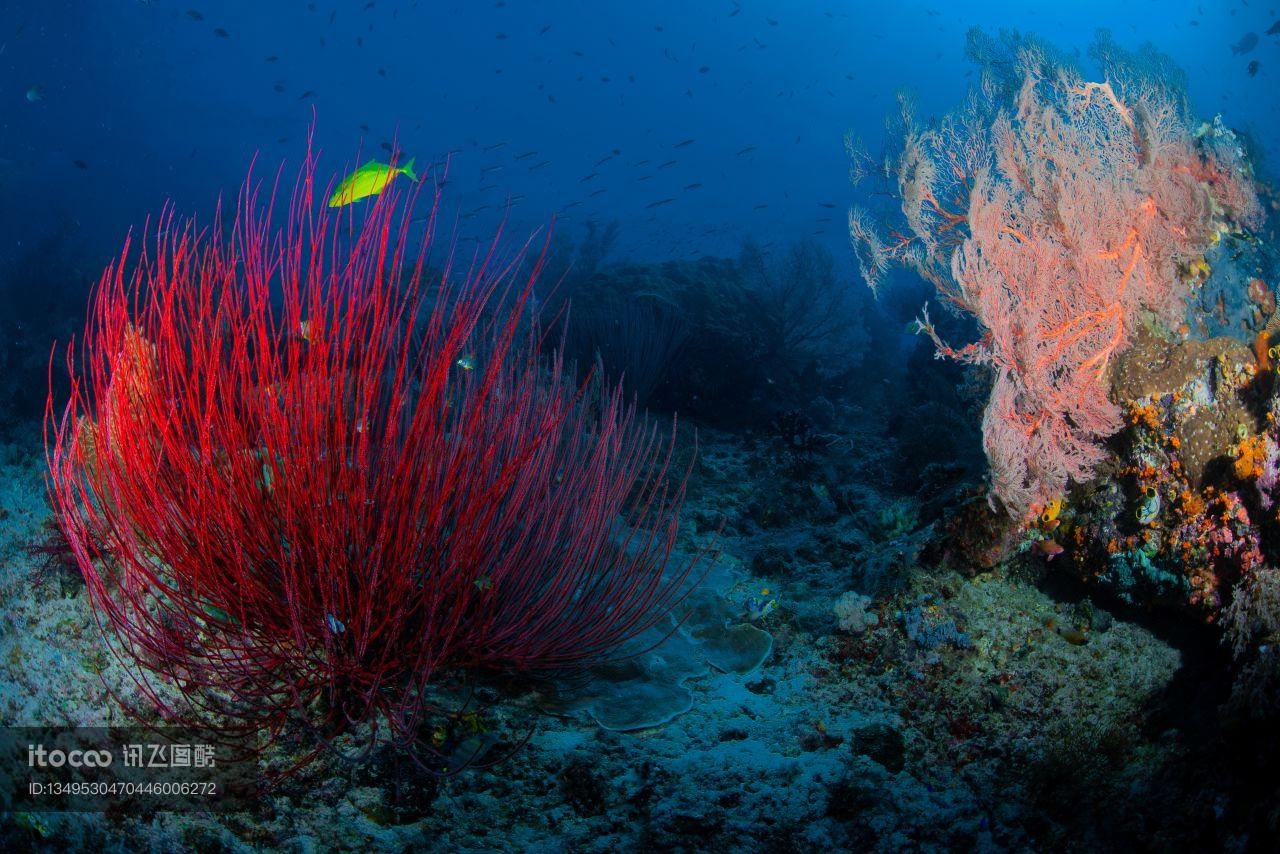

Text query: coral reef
(4, 24), (1280, 854)
(1046, 326), (1272, 628)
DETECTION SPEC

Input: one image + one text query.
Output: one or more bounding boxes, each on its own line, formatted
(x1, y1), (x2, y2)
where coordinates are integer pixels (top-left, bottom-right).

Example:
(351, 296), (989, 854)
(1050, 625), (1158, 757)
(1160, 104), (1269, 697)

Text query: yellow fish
(328, 158), (418, 207)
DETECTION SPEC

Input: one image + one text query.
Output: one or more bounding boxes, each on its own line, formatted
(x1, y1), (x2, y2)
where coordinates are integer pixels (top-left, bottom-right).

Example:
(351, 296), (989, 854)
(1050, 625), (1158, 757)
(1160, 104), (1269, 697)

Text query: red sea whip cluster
(45, 148), (701, 766)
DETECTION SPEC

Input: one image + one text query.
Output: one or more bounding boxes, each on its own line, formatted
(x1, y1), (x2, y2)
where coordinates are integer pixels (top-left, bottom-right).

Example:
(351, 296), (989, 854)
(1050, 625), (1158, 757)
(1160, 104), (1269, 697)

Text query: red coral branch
(46, 144), (703, 764)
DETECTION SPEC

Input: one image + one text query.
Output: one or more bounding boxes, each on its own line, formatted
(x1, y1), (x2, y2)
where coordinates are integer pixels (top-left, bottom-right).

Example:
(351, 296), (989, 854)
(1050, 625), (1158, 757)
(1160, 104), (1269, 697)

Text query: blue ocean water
(4, 1), (1273, 268)
(1, 1), (1278, 851)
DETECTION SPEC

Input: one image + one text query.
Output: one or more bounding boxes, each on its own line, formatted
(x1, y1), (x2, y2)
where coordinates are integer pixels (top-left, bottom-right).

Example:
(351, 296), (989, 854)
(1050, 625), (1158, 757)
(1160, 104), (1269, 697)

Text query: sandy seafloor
(0, 411), (1225, 854)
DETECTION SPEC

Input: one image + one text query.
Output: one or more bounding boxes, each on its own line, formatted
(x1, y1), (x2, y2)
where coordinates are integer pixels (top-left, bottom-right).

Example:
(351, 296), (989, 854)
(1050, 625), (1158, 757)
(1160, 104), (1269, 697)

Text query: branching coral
(850, 35), (1262, 520)
(46, 147), (704, 771)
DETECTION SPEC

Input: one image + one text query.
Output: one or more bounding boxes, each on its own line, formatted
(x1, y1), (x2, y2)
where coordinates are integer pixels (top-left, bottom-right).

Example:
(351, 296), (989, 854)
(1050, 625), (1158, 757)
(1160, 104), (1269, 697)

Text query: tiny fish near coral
(328, 157), (419, 207)
(1032, 539), (1064, 560)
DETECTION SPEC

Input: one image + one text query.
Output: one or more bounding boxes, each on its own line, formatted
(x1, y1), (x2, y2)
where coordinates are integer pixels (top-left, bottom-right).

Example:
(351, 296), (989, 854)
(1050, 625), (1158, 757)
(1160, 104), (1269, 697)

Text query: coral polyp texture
(851, 38), (1262, 519)
(45, 152), (700, 766)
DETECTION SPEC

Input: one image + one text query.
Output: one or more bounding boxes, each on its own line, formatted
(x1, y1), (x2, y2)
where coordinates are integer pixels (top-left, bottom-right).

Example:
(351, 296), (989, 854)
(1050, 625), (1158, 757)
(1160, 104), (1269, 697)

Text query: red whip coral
(850, 40), (1261, 519)
(46, 148), (702, 763)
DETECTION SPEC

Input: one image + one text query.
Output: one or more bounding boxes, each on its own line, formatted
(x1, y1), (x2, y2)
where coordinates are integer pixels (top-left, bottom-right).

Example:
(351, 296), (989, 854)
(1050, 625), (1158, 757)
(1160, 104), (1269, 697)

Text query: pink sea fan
(864, 45), (1261, 518)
